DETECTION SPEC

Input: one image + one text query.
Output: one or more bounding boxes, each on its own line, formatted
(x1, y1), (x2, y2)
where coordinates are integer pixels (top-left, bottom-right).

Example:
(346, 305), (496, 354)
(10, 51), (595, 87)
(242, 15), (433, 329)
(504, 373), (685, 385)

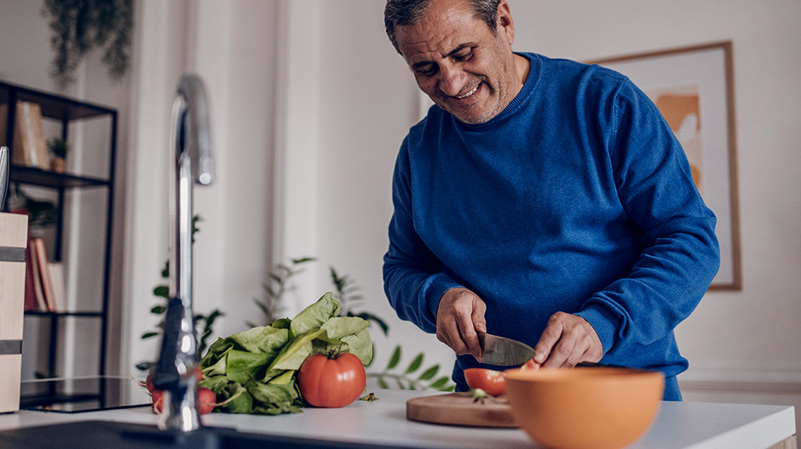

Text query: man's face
(395, 0), (522, 124)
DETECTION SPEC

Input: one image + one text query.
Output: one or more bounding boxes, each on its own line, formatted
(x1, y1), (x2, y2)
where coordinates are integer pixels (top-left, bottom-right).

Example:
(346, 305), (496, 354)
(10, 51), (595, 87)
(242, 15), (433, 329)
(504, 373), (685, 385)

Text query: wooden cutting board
(406, 392), (518, 428)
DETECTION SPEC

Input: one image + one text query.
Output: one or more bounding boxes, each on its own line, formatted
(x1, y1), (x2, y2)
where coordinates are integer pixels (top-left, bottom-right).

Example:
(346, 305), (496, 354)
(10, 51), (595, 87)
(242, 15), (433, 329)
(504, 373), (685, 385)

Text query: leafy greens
(199, 292), (372, 415)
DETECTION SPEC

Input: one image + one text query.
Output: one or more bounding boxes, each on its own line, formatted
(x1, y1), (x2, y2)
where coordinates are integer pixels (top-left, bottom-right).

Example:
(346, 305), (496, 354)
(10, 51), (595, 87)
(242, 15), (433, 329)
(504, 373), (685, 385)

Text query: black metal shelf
(2, 79), (116, 381)
(1, 80), (115, 121)
(10, 165), (110, 189)
(24, 310), (104, 318)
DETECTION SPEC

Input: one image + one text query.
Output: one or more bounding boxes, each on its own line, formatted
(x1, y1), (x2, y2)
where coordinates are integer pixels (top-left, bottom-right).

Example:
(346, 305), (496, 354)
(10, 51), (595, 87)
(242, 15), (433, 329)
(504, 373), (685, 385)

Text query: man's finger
(532, 313), (564, 364)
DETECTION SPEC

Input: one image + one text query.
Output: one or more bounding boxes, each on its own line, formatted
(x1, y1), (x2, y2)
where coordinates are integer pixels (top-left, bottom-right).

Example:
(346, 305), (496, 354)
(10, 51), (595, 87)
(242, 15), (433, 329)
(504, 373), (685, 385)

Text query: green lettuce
(198, 292), (372, 415)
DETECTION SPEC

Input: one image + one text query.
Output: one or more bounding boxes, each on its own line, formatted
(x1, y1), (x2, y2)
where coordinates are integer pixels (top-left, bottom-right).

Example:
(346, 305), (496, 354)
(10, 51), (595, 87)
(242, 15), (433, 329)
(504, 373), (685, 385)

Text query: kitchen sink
(0, 420), (409, 449)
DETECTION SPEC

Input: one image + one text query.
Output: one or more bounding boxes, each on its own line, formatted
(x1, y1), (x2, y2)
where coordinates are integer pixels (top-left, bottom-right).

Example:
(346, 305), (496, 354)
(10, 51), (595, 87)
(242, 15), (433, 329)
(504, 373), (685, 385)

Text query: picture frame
(588, 41), (741, 290)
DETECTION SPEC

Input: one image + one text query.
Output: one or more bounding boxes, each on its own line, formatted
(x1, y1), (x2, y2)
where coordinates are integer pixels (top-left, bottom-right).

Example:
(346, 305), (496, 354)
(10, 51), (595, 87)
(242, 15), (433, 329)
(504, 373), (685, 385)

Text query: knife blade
(0, 146), (9, 211)
(477, 332), (537, 367)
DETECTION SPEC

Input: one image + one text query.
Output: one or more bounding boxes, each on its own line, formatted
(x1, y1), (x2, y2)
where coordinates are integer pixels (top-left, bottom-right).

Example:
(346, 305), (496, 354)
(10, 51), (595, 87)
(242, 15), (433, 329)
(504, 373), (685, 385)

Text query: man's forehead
(396, 4), (486, 62)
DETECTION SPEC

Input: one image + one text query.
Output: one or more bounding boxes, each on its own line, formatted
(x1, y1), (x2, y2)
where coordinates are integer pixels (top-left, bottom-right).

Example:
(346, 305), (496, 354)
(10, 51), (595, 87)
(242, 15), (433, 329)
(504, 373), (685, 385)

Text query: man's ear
(497, 0), (515, 45)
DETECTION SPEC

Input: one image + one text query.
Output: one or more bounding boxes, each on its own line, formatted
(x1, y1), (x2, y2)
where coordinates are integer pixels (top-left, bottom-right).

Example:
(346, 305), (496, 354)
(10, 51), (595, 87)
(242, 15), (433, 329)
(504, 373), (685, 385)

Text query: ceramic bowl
(504, 367), (664, 449)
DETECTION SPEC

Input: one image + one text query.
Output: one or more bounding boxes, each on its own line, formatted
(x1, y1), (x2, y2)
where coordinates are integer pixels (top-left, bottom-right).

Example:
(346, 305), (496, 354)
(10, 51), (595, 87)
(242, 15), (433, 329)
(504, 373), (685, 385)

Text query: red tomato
(463, 368), (506, 397)
(197, 387), (216, 415)
(297, 352), (366, 408)
(521, 358), (540, 371)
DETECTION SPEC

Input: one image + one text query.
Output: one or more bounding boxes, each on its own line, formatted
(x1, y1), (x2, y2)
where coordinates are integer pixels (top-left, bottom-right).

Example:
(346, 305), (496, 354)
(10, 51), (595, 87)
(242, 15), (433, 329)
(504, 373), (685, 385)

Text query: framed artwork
(588, 41), (741, 290)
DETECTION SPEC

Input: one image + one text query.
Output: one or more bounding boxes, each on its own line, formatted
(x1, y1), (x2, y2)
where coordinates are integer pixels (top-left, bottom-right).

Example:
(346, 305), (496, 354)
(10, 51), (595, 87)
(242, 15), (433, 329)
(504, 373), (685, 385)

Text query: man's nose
(437, 63), (467, 97)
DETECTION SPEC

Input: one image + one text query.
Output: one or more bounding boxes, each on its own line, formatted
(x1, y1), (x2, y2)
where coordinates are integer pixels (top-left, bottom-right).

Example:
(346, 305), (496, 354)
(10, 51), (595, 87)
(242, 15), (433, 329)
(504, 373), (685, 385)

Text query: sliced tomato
(463, 368), (506, 397)
(520, 358), (540, 371)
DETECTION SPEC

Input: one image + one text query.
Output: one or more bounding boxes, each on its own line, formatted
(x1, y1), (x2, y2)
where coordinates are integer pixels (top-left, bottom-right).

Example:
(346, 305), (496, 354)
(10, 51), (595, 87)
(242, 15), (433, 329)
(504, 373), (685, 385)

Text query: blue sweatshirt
(383, 52), (719, 400)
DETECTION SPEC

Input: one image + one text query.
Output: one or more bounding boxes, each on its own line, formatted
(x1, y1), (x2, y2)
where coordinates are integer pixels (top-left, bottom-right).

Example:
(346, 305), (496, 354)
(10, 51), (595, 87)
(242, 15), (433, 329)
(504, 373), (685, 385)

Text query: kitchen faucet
(152, 74), (214, 432)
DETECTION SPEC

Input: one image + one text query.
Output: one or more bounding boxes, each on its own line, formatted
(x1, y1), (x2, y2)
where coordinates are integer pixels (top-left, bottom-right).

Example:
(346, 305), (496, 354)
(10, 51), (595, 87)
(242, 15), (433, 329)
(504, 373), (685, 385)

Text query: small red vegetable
(297, 352), (366, 408)
(464, 368), (506, 397)
(197, 387), (216, 415)
(151, 389), (165, 413)
(151, 386), (216, 415)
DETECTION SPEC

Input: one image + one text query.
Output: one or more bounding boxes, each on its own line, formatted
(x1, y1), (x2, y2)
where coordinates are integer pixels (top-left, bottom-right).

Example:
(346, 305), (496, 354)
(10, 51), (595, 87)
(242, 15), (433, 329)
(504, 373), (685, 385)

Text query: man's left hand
(531, 312), (603, 368)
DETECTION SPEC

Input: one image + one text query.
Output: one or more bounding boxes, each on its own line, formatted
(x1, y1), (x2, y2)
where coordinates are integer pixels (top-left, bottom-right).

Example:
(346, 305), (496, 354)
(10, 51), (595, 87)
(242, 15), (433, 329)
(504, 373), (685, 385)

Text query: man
(382, 0), (719, 400)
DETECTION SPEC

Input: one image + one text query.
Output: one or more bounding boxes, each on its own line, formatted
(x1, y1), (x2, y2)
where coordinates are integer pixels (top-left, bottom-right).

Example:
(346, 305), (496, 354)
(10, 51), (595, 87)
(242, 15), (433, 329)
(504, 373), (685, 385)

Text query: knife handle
(0, 146), (9, 211)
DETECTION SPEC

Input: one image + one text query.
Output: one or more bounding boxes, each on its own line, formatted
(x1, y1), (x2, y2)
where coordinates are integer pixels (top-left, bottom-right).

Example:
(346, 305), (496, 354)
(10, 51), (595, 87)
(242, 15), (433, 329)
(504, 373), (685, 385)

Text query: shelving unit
(0, 81), (117, 389)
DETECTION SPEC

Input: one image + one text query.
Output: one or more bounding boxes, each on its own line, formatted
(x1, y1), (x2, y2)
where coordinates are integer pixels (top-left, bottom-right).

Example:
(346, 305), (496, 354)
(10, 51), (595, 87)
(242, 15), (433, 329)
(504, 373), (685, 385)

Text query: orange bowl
(504, 367), (664, 449)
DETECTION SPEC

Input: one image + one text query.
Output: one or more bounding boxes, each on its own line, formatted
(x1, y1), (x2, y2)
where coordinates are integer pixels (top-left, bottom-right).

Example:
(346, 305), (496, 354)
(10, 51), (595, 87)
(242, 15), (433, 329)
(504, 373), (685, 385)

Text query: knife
(477, 332), (537, 367)
(0, 146), (9, 211)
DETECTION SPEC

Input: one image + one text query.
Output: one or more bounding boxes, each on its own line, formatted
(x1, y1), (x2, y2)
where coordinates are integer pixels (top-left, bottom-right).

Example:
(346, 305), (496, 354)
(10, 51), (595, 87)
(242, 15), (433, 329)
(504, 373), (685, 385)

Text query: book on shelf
(48, 262), (66, 312)
(24, 238), (47, 312)
(10, 102), (49, 170)
(32, 237), (56, 312)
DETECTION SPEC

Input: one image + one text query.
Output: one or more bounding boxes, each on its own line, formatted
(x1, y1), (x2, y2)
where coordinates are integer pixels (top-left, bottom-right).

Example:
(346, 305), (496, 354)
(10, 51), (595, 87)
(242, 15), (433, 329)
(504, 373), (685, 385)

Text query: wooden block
(0, 213), (28, 413)
(0, 354), (21, 413)
(0, 213), (28, 340)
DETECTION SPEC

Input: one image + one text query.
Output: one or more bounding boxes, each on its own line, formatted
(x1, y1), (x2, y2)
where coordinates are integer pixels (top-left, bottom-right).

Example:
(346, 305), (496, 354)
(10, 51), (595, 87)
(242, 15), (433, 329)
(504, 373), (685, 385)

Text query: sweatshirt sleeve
(576, 79), (720, 355)
(382, 138), (463, 334)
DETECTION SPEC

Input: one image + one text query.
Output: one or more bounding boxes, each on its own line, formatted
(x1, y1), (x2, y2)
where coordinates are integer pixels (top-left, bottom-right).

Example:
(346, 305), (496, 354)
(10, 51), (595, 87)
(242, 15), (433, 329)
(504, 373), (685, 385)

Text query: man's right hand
(436, 287), (487, 362)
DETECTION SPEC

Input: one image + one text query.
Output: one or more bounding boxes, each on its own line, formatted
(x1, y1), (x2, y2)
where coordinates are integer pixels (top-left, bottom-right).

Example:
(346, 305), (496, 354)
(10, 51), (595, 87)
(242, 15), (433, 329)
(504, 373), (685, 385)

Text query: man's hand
(532, 312), (603, 368)
(436, 288), (487, 361)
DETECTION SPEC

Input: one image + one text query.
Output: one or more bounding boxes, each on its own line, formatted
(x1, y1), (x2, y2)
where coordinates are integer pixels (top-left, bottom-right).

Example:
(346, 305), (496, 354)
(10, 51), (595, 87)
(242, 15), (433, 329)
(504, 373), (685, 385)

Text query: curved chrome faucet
(153, 74), (214, 432)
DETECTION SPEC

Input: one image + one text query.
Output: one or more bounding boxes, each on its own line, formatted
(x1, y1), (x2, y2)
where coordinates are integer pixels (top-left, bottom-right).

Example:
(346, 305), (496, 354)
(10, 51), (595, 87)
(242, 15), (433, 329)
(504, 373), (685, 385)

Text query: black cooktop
(19, 376), (151, 413)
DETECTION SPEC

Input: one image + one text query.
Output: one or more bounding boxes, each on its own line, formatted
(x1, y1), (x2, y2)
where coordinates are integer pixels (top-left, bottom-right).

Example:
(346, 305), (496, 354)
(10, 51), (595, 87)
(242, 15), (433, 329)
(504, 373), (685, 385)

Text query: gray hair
(384, 0), (502, 54)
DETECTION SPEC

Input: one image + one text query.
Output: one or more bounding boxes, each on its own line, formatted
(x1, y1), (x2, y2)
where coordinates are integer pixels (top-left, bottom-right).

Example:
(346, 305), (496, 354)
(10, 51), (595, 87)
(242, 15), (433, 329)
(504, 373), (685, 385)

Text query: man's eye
(415, 64), (438, 76)
(453, 49), (473, 62)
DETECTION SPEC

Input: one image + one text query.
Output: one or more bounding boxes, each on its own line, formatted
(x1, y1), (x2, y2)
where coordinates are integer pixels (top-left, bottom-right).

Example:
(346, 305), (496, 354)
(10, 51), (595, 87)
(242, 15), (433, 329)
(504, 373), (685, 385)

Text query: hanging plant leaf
(41, 0), (133, 88)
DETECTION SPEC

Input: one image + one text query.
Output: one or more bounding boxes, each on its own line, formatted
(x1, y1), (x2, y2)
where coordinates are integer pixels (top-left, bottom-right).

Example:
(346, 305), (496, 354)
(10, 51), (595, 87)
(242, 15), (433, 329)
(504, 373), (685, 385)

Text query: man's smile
(454, 82), (481, 100)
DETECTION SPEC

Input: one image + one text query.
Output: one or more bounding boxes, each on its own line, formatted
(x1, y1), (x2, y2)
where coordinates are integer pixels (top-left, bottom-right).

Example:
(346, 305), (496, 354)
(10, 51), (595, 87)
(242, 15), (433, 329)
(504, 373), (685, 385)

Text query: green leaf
(268, 329), (325, 372)
(271, 318), (291, 329)
(337, 327), (373, 367)
(429, 376), (451, 390)
(269, 273), (283, 284)
(289, 293), (340, 338)
(160, 261), (169, 278)
(221, 383), (253, 414)
(386, 345), (401, 370)
(153, 286), (169, 298)
(225, 350), (271, 384)
(229, 326), (289, 357)
(149, 305), (166, 314)
(135, 361), (152, 371)
(140, 331), (159, 339)
(377, 377), (389, 389)
(248, 382), (298, 405)
(267, 370), (295, 385)
(405, 353), (424, 374)
(198, 374), (229, 394)
(418, 364), (439, 381)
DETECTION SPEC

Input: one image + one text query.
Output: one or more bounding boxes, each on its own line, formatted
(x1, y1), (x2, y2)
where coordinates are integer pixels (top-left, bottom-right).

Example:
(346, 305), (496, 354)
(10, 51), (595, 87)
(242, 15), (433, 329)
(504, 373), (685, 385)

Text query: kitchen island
(0, 389), (795, 448)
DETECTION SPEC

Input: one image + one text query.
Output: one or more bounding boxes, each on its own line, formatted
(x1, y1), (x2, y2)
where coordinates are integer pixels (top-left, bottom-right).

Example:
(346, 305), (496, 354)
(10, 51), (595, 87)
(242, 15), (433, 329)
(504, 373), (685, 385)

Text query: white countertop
(0, 389), (795, 448)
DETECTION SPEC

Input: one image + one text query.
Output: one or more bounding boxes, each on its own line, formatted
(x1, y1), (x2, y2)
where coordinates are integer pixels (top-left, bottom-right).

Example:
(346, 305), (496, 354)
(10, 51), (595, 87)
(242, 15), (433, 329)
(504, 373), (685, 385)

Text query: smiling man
(381, 0), (720, 400)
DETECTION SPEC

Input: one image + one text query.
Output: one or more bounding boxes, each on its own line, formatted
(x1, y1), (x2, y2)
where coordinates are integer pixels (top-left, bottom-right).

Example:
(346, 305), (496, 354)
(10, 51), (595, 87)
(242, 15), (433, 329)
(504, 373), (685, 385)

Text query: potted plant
(47, 137), (68, 173)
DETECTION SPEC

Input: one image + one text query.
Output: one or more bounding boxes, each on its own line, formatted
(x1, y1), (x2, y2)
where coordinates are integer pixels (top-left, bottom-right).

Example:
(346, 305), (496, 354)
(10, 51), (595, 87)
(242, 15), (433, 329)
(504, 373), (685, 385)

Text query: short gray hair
(384, 0), (502, 54)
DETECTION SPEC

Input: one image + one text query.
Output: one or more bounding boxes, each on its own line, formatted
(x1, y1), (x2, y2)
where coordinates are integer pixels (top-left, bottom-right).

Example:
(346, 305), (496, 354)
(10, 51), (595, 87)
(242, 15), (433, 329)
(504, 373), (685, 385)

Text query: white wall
(124, 0), (279, 371)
